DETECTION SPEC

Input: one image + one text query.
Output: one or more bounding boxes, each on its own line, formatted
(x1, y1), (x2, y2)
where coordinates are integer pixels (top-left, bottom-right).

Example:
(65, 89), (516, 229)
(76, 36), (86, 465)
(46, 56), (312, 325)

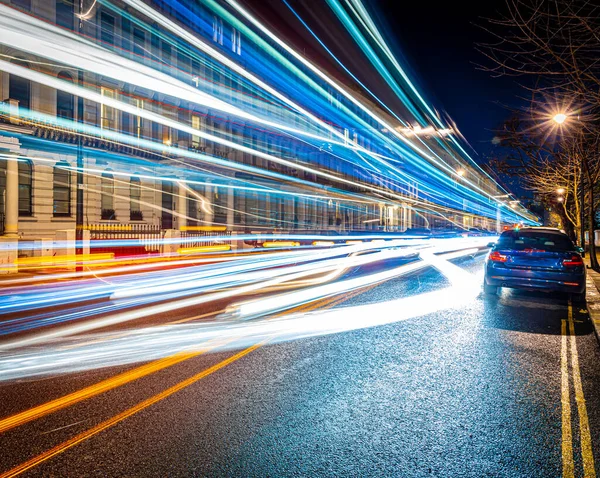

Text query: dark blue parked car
(484, 228), (586, 302)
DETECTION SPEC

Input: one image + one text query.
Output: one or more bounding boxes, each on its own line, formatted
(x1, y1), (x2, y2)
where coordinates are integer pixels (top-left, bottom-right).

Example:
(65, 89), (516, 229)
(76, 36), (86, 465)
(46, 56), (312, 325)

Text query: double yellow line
(561, 300), (596, 478)
(0, 286), (372, 477)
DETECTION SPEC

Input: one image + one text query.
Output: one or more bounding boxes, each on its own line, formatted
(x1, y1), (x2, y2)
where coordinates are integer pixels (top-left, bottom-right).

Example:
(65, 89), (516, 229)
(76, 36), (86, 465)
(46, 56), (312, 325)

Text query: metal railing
(180, 229), (232, 248)
(88, 223), (164, 254)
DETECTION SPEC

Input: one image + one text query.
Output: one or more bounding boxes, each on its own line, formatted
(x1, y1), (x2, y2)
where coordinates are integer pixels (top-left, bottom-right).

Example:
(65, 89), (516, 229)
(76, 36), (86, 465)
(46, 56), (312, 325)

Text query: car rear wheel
(483, 283), (498, 295)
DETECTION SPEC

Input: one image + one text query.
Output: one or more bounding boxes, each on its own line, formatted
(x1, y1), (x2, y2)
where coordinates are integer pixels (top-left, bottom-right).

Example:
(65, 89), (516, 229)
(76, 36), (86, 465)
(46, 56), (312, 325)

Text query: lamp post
(552, 113), (585, 256)
(75, 0), (85, 272)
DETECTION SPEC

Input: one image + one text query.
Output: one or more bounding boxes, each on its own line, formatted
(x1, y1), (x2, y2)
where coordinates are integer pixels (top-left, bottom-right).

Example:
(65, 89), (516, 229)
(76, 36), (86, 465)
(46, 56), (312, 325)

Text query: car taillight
(489, 251), (508, 262)
(563, 255), (584, 267)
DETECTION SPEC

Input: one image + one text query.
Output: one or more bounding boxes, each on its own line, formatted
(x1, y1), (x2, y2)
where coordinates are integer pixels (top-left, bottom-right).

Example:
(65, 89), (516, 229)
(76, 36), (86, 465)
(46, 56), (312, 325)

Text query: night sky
(372, 0), (526, 176)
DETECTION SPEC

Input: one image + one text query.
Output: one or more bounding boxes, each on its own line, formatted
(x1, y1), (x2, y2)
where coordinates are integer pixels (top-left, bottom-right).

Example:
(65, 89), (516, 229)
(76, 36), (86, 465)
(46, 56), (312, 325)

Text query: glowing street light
(553, 113), (567, 124)
(456, 169), (465, 177)
(557, 196), (564, 202)
(556, 187), (566, 194)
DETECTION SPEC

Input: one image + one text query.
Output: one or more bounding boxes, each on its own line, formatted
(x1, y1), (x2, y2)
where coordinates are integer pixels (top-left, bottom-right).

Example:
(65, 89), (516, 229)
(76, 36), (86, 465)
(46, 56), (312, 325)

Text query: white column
(176, 182), (187, 230)
(4, 156), (18, 237)
(226, 184), (234, 229)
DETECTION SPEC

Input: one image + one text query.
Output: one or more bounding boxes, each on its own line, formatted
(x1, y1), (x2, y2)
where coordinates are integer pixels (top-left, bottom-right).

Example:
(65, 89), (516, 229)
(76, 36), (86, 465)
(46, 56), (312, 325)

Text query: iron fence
(88, 223), (164, 255)
(180, 229), (232, 248)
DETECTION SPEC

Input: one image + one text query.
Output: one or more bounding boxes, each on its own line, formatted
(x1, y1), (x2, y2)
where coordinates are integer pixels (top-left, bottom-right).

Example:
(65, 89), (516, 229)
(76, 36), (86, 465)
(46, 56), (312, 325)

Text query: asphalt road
(0, 252), (599, 477)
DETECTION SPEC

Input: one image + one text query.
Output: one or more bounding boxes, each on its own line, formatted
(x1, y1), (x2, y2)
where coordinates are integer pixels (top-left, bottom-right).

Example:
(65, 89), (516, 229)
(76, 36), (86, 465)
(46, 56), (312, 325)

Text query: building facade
(0, 0), (538, 265)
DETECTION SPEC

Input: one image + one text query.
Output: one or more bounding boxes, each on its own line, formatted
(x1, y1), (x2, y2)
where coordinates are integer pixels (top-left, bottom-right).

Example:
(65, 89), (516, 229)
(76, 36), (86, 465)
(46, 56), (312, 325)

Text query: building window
(212, 70), (221, 96)
(101, 171), (115, 220)
(187, 193), (199, 225)
(133, 27), (145, 57)
(192, 115), (204, 148)
(230, 77), (239, 103)
(53, 162), (71, 217)
(130, 176), (142, 220)
(56, 0), (74, 30)
(231, 28), (242, 55)
(161, 40), (171, 73)
(18, 160), (33, 217)
(100, 11), (115, 45)
(100, 87), (116, 130)
(212, 16), (223, 44)
(152, 121), (160, 142)
(177, 109), (190, 145)
(57, 71), (74, 120)
(9, 73), (30, 111)
(11, 0), (31, 11)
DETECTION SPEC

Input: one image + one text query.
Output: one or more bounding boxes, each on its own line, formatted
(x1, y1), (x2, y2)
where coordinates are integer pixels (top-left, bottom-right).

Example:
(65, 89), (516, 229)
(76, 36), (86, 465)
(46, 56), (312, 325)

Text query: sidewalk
(585, 259), (600, 341)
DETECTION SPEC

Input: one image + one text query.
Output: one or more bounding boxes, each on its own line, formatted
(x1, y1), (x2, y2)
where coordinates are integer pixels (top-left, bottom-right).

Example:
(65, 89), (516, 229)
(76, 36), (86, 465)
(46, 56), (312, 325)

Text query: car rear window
(496, 230), (574, 252)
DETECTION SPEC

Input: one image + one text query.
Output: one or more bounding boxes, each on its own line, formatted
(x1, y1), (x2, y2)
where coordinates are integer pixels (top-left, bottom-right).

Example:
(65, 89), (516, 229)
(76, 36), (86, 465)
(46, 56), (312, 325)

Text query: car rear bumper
(485, 270), (585, 294)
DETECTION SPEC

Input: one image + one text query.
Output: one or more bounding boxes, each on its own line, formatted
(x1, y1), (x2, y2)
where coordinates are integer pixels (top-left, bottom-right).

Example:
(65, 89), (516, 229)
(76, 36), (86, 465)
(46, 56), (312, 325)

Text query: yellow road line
(561, 319), (574, 478)
(0, 290), (363, 476)
(0, 343), (264, 478)
(0, 286), (363, 435)
(0, 350), (207, 435)
(568, 301), (596, 478)
(0, 282), (376, 476)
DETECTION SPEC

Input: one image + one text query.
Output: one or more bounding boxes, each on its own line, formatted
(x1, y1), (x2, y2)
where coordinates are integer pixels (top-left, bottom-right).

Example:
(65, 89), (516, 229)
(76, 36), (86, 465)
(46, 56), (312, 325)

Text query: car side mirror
(576, 246), (584, 254)
(487, 242), (496, 248)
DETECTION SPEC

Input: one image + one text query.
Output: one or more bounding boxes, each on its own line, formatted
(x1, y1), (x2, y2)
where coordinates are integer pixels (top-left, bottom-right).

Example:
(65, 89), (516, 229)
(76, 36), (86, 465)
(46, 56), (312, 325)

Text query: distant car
(484, 227), (585, 302)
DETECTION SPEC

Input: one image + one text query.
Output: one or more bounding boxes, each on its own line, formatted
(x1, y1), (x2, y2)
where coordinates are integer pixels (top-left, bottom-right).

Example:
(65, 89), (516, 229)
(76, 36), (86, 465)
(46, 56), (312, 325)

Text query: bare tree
(477, 0), (600, 104)
(491, 116), (582, 237)
(478, 0), (600, 270)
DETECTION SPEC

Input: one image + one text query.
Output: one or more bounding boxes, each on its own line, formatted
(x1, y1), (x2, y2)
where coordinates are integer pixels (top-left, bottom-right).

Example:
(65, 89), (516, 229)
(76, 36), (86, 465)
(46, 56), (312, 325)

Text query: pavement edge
(585, 266), (600, 342)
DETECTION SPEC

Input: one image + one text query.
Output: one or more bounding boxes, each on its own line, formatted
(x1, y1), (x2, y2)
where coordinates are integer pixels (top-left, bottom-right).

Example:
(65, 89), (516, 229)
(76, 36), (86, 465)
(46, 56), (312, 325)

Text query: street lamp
(456, 169), (465, 177)
(553, 113), (567, 124)
(556, 187), (566, 195)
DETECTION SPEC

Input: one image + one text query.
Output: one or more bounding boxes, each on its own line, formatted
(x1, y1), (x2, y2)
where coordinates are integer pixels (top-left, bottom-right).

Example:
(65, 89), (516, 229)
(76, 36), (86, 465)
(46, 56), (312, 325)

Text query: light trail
(0, 2), (539, 224)
(0, 240), (486, 381)
(0, 4), (337, 143)
(0, 238), (433, 337)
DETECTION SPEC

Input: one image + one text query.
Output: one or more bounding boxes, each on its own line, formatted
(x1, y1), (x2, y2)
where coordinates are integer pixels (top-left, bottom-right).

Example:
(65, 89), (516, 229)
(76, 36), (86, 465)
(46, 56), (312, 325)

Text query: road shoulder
(585, 266), (600, 342)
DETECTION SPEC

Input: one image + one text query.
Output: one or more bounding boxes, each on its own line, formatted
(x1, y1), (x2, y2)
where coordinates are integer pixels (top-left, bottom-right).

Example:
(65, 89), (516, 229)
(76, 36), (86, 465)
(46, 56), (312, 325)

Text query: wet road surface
(0, 253), (599, 477)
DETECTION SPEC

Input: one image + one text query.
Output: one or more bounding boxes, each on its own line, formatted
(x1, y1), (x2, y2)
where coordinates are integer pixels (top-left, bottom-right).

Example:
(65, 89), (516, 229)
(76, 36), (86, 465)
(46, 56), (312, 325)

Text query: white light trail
(0, 243), (485, 381)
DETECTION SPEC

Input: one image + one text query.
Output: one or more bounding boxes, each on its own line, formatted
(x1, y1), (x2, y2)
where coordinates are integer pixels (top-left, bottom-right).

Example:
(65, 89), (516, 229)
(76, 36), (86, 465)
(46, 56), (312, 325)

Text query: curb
(585, 267), (600, 342)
